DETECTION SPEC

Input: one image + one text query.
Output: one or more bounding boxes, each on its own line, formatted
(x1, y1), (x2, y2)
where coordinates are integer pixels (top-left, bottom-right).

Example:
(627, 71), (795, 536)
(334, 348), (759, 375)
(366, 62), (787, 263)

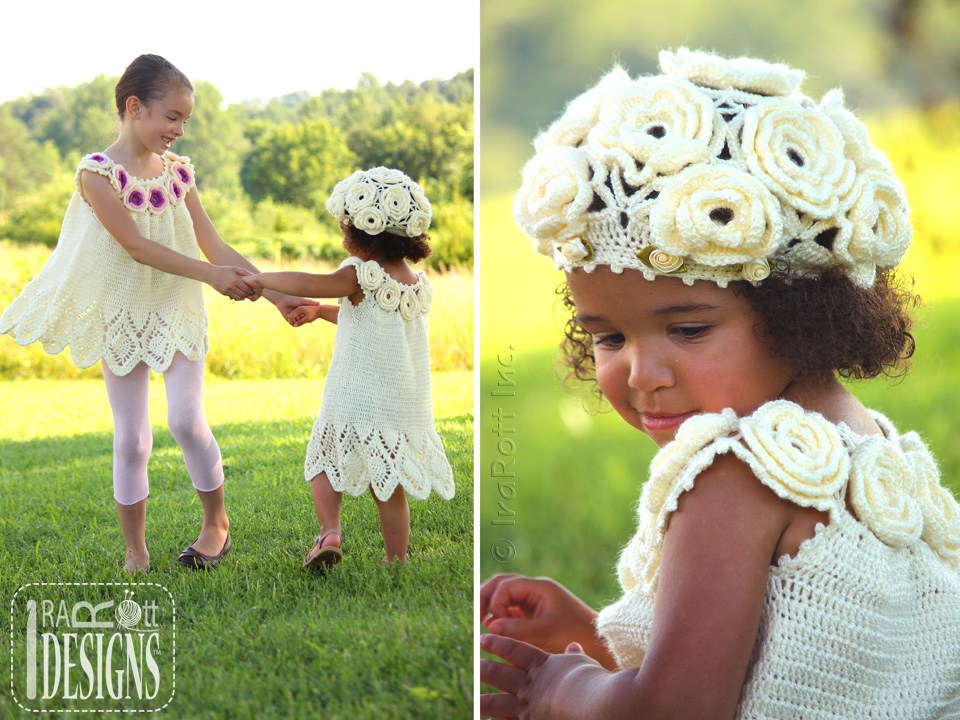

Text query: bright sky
(1, 0), (478, 104)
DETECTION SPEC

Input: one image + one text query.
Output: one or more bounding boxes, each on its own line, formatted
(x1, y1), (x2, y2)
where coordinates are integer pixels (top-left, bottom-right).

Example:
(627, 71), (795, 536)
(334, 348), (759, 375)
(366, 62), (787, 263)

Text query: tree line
(0, 70), (474, 268)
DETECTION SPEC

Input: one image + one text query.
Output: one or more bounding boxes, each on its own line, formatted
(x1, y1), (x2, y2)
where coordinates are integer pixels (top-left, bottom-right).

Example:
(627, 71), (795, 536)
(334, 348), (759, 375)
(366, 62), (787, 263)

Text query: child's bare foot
(382, 554), (407, 565)
(123, 549), (150, 575)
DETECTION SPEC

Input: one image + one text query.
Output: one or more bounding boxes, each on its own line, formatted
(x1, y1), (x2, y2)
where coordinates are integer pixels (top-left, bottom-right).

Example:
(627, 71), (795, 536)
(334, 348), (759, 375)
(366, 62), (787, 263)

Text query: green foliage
(0, 108), (65, 212)
(173, 81), (248, 196)
(242, 119), (356, 210)
(3, 170), (74, 247)
(0, 70), (473, 268)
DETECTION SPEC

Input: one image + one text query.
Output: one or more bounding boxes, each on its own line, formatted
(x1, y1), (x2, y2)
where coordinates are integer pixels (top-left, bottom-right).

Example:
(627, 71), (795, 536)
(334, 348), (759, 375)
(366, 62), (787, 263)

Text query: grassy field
(479, 192), (960, 610)
(0, 372), (472, 718)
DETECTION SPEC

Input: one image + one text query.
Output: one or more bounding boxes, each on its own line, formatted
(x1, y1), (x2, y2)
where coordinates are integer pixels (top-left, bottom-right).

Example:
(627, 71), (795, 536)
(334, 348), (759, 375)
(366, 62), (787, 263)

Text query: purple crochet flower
(168, 178), (184, 203)
(114, 167), (129, 193)
(88, 154), (108, 164)
(148, 187), (169, 213)
(124, 188), (147, 211)
(172, 163), (194, 186)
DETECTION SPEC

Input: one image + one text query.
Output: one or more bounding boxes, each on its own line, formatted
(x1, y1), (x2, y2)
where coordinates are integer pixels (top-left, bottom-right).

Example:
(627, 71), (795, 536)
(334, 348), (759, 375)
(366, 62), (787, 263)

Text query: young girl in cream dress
(480, 49), (960, 719)
(1, 55), (309, 573)
(243, 167), (455, 570)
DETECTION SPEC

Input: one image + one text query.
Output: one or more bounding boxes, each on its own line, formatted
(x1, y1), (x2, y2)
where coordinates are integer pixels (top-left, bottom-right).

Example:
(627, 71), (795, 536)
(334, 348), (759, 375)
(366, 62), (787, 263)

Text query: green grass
(479, 297), (960, 611)
(0, 373), (472, 719)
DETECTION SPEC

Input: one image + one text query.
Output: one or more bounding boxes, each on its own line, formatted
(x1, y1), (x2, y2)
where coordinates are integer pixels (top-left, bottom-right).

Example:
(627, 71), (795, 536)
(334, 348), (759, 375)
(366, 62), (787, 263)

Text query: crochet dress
(596, 399), (960, 718)
(0, 152), (205, 376)
(303, 257), (455, 501)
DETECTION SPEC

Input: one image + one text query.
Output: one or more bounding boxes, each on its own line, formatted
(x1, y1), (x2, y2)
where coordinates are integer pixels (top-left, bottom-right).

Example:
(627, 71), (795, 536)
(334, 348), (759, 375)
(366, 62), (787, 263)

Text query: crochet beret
(327, 166), (432, 238)
(514, 48), (911, 287)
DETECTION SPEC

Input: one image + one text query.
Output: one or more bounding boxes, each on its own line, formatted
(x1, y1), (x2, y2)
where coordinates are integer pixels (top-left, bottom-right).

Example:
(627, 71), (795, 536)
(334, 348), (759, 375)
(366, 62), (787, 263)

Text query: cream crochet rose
(327, 167), (432, 237)
(514, 49), (911, 288)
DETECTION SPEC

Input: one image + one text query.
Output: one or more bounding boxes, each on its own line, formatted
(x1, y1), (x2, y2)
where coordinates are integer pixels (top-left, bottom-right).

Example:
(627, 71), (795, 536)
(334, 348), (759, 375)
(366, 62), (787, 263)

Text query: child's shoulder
(340, 256), (433, 316)
(648, 399), (958, 568)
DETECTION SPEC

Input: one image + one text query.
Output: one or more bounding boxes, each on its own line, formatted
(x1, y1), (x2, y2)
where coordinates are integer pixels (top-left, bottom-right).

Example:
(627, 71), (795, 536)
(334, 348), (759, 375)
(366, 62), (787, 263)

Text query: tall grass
(0, 243), (473, 379)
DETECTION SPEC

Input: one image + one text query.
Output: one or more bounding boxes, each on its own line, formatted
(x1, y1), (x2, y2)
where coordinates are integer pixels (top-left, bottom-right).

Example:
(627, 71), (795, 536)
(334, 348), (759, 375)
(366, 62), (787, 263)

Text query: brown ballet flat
(177, 533), (231, 570)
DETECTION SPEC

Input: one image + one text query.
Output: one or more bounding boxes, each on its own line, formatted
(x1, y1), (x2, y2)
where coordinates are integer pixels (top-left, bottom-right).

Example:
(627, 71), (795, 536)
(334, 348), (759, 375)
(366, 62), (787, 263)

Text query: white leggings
(103, 353), (224, 505)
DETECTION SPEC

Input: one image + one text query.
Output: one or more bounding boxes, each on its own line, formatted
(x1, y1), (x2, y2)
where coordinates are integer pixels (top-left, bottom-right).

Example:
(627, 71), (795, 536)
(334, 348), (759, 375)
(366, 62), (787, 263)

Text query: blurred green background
(478, 0), (960, 609)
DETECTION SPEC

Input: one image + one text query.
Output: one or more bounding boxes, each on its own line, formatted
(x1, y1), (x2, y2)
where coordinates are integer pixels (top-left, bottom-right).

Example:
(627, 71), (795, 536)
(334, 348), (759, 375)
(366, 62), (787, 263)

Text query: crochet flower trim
(619, 401), (960, 595)
(514, 49), (911, 288)
(346, 258), (431, 318)
(79, 152), (195, 214)
(327, 167), (431, 237)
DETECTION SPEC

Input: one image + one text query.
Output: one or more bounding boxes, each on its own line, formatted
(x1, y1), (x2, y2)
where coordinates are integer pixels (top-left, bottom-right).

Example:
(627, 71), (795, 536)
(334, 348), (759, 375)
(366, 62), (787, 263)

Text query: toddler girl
(480, 49), (960, 718)
(1, 54), (309, 573)
(243, 167), (455, 569)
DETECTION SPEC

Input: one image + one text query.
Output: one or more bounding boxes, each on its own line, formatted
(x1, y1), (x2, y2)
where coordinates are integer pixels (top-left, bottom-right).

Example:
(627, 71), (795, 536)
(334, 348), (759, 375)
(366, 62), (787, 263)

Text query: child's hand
(289, 305), (323, 327)
(273, 294), (319, 320)
(480, 574), (605, 661)
(207, 265), (256, 301)
(480, 634), (606, 720)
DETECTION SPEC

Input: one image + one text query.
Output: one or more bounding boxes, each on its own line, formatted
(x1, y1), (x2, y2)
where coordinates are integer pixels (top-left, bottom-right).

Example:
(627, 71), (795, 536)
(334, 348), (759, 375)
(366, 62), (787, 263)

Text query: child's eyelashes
(670, 324), (711, 340)
(591, 332), (624, 349)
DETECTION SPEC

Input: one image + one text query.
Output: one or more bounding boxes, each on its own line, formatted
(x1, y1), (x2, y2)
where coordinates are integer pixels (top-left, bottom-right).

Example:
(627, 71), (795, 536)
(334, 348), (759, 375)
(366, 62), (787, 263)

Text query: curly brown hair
(342, 222), (431, 262)
(560, 268), (920, 397)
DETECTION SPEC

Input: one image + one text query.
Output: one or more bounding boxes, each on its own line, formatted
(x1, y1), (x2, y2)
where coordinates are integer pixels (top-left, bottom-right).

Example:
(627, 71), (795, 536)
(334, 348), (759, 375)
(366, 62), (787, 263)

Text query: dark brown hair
(115, 54), (193, 119)
(342, 222), (431, 262)
(560, 268), (919, 396)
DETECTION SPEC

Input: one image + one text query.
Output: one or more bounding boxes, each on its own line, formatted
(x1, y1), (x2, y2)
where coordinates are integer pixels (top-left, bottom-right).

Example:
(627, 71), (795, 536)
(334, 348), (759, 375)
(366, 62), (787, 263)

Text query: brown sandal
(303, 529), (342, 572)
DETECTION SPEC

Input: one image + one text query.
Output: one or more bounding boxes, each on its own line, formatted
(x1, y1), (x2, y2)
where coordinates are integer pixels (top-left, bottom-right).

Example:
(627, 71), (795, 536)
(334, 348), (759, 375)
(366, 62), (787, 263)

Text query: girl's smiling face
(568, 267), (798, 446)
(133, 84), (193, 156)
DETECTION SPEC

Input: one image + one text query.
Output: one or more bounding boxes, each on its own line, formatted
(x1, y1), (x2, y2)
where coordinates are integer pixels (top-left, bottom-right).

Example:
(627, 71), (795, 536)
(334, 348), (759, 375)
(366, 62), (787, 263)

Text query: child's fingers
(479, 657), (525, 695)
(479, 689), (523, 720)
(480, 633), (546, 671)
(479, 573), (522, 620)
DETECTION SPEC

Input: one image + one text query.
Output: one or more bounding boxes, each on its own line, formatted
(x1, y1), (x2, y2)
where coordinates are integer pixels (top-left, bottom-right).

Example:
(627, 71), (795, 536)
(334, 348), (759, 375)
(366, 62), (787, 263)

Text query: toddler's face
(568, 268), (797, 446)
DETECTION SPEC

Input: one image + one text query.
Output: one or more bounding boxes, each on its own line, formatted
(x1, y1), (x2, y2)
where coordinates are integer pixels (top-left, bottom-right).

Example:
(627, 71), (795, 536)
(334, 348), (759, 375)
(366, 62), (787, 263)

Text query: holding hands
(206, 265), (259, 301)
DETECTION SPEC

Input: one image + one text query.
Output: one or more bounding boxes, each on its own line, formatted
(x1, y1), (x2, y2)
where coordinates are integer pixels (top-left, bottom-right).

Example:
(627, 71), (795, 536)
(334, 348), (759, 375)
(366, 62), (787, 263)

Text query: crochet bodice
(596, 399), (960, 717)
(0, 151), (206, 375)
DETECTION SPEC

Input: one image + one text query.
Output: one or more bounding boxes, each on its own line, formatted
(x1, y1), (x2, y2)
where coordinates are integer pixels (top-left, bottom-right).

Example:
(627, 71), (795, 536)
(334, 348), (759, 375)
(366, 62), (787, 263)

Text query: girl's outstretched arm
(244, 266), (360, 300)
(184, 188), (319, 313)
(81, 171), (254, 300)
(481, 454), (795, 719)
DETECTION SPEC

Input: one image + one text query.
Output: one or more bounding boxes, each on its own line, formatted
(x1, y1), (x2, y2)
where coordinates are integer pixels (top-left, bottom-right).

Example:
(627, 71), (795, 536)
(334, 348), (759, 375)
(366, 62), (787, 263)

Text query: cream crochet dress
(303, 257), (455, 501)
(596, 399), (960, 717)
(0, 151), (205, 376)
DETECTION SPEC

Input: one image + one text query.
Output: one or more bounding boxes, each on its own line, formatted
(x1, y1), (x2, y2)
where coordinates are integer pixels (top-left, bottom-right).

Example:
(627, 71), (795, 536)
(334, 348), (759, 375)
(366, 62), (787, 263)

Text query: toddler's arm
(243, 266), (360, 300)
(481, 454), (794, 719)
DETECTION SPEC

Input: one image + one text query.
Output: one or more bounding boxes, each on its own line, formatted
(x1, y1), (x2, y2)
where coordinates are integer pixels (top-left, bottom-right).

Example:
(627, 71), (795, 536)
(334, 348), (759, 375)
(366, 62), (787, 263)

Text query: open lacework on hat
(514, 48), (911, 288)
